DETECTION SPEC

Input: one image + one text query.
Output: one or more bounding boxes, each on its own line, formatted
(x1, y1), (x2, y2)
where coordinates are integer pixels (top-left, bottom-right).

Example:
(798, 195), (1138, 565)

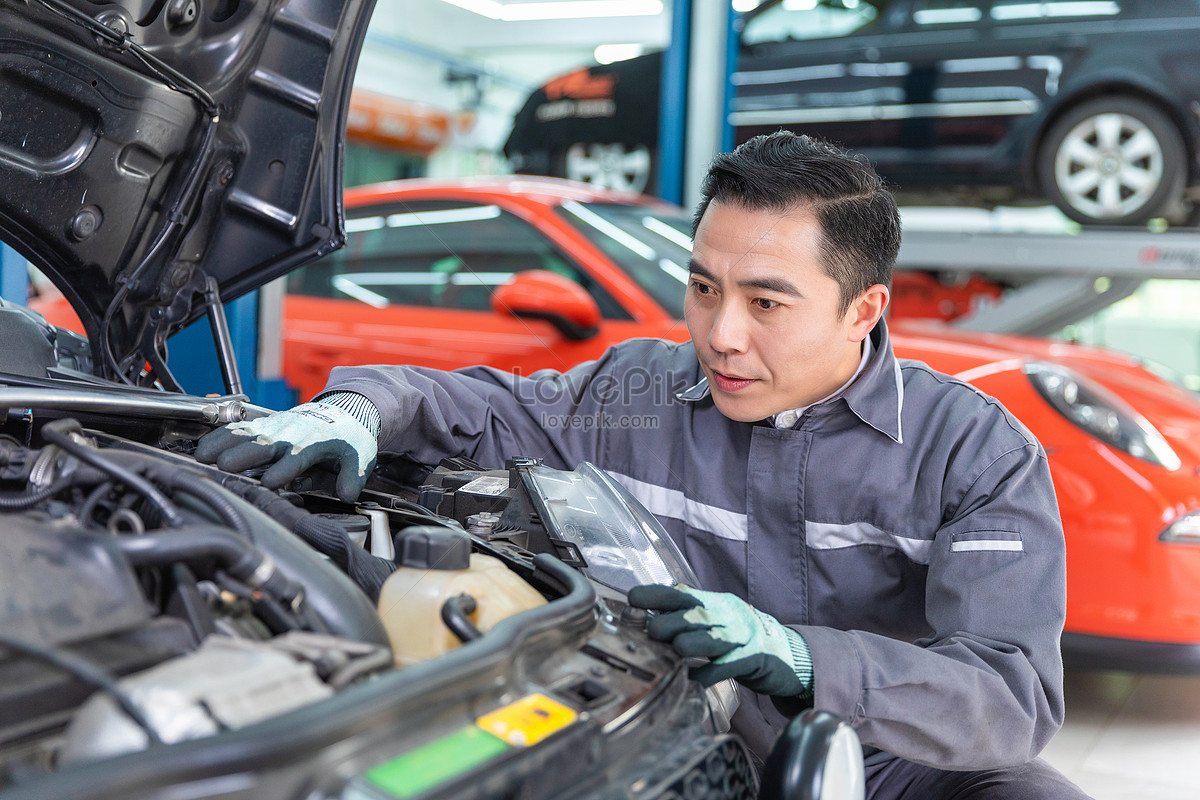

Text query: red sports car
(39, 176), (1200, 671)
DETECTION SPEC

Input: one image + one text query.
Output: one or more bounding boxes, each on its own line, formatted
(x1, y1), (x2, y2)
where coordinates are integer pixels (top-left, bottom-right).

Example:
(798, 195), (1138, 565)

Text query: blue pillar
(682, 0), (736, 210)
(722, 0), (738, 153)
(658, 0), (691, 205)
(1, 244), (27, 304)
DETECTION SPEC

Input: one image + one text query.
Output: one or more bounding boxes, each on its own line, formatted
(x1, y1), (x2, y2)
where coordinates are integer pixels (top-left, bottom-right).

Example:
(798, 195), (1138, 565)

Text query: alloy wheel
(1053, 112), (1164, 221)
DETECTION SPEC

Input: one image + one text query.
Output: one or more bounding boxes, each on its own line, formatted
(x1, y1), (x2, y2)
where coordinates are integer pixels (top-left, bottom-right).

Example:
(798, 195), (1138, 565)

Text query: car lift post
(657, 0), (690, 205)
(658, 0), (738, 208)
(1, 244), (27, 305)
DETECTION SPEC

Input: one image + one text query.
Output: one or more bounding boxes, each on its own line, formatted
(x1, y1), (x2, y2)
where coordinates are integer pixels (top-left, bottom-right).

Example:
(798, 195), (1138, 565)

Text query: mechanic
(197, 132), (1092, 799)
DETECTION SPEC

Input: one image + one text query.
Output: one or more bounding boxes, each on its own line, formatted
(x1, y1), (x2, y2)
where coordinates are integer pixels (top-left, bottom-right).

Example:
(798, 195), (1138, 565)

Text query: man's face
(684, 200), (886, 423)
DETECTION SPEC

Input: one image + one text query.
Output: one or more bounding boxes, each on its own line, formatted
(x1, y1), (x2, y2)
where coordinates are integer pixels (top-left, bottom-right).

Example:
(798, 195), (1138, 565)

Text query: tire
(1037, 96), (1187, 226)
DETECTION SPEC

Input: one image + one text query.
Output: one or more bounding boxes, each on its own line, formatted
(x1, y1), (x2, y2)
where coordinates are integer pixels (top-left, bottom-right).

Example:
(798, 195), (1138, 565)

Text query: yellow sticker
(475, 693), (578, 747)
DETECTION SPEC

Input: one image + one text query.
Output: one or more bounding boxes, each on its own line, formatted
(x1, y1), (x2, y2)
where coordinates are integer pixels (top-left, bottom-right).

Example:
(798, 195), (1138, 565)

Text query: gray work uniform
(321, 320), (1067, 770)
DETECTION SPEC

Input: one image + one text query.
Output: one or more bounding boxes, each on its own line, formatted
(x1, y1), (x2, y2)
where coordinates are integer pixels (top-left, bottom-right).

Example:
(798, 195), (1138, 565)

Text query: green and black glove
(627, 584), (813, 697)
(195, 393), (380, 503)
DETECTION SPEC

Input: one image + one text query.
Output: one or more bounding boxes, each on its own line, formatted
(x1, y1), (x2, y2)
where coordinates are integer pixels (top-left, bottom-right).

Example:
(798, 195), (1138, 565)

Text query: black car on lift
(0, 2), (860, 799)
(506, 0), (1200, 226)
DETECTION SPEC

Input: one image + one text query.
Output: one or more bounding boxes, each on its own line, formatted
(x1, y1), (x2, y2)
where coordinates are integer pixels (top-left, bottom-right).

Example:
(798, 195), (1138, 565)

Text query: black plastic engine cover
(0, 514), (151, 645)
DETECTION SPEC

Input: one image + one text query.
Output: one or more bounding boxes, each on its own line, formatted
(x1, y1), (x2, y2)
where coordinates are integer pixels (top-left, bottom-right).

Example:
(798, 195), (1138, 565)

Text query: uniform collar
(675, 374), (710, 402)
(841, 319), (904, 443)
(674, 319), (904, 444)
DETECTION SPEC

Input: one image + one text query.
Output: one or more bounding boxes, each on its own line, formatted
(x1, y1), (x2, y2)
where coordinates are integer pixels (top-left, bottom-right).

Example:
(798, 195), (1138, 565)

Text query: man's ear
(847, 284), (889, 342)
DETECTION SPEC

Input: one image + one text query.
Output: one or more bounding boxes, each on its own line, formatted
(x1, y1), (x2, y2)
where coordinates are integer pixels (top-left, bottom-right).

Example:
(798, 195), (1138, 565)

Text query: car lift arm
(897, 227), (1200, 334)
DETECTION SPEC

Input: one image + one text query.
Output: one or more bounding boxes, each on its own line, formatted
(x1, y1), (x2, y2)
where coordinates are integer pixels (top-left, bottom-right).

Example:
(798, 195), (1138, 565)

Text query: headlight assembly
(1024, 362), (1181, 470)
(519, 461), (701, 593)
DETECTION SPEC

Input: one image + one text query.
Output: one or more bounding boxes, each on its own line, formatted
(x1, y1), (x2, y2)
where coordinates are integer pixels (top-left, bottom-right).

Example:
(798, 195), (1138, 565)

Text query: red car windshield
(555, 201), (693, 319)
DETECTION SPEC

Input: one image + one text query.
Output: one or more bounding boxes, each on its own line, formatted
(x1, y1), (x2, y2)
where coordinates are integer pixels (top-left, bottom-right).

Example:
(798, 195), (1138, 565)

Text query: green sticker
(364, 726), (510, 799)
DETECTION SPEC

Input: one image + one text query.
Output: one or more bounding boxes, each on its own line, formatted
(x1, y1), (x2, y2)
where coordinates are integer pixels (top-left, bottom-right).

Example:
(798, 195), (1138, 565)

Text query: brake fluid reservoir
(377, 526), (547, 666)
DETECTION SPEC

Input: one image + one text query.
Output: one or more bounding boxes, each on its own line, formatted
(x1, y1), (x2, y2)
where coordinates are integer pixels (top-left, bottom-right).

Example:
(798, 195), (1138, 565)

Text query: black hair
(692, 131), (901, 316)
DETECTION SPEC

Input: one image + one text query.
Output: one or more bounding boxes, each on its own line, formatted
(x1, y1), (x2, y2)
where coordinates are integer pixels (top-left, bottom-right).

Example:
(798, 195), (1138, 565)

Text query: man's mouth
(710, 370), (758, 393)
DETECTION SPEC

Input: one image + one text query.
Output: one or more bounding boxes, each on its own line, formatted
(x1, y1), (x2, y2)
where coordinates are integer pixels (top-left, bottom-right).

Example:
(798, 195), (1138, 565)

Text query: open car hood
(0, 0), (374, 385)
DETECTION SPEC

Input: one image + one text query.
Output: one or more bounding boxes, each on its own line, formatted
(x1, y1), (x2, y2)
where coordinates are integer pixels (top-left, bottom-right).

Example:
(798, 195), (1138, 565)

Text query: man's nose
(708, 301), (750, 354)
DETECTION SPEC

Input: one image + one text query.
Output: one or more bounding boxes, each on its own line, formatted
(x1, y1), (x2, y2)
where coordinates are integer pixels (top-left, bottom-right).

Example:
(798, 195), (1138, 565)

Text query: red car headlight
(1160, 513), (1200, 545)
(1024, 362), (1181, 470)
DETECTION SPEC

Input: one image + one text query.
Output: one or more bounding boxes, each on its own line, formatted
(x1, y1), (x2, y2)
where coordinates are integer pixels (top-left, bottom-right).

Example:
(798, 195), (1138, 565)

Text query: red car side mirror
(491, 270), (601, 340)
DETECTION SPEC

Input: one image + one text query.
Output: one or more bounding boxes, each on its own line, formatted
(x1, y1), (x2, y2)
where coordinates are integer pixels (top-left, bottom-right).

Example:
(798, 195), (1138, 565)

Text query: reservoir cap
(395, 525), (471, 570)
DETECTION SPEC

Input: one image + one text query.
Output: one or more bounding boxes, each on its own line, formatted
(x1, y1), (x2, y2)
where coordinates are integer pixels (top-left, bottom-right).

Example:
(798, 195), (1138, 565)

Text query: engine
(0, 416), (389, 772)
(0, 391), (749, 798)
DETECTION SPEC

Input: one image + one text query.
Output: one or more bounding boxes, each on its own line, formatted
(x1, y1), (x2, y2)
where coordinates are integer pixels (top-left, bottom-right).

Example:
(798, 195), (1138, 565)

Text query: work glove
(627, 584), (813, 697)
(195, 394), (380, 502)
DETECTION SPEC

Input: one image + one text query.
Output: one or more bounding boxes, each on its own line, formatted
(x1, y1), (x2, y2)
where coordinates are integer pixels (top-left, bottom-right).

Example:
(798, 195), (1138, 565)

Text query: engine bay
(0, 371), (748, 798)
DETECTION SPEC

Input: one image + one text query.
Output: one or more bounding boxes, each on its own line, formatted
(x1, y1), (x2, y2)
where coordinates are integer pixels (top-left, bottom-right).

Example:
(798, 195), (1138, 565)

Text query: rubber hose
(201, 481), (389, 646)
(113, 525), (267, 586)
(292, 514), (355, 567)
(165, 479), (255, 541)
(0, 476), (75, 509)
(441, 593), (483, 643)
(101, 453), (256, 541)
(219, 477), (397, 602)
(78, 480), (115, 526)
(40, 419), (183, 527)
(251, 591), (304, 636)
(78, 452), (387, 644)
(293, 515), (397, 599)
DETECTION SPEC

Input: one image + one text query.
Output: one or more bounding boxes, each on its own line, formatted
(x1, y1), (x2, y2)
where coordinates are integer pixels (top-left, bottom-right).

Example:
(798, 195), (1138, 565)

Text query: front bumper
(1062, 632), (1200, 675)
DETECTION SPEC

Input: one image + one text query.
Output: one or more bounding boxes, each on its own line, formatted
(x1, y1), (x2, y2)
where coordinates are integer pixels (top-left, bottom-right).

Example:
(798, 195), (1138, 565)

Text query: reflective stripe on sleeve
(805, 521), (934, 564)
(950, 531), (1024, 553)
(950, 540), (1024, 552)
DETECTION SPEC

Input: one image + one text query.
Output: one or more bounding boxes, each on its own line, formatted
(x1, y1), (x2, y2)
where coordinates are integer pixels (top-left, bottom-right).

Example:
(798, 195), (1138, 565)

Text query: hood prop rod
(203, 277), (243, 397)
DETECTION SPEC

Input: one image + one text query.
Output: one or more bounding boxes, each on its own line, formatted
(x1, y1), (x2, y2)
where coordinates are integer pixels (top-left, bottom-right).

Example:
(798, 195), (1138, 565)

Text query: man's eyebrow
(687, 259), (803, 298)
(687, 259), (719, 283)
(740, 275), (803, 297)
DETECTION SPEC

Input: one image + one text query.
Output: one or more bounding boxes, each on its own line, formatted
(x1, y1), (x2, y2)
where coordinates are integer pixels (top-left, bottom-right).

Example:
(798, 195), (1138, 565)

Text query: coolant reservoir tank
(377, 526), (547, 666)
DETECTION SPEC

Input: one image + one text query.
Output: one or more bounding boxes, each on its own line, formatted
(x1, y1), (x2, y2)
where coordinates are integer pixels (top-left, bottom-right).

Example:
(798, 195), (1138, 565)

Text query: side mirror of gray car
(759, 709), (865, 800)
(491, 270), (601, 340)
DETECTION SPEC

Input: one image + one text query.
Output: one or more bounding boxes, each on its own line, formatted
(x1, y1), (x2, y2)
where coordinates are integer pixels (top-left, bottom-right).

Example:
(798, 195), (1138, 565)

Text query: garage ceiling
(368, 0), (671, 58)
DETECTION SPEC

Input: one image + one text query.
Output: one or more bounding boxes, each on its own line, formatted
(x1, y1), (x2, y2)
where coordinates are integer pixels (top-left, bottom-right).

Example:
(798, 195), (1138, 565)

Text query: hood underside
(0, 0), (374, 385)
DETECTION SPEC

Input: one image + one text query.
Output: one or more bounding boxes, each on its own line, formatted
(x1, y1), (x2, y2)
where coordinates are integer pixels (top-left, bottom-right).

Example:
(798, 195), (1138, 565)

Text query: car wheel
(562, 143), (653, 193)
(1038, 97), (1186, 226)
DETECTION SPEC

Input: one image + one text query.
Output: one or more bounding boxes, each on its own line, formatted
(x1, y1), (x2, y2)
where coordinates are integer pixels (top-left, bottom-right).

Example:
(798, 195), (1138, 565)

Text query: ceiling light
(437, 0), (662, 21)
(594, 43), (644, 64)
(436, 0), (500, 18)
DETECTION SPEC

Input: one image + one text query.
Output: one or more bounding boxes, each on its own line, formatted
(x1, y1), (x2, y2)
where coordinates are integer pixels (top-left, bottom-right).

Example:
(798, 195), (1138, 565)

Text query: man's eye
(690, 281), (713, 295)
(753, 298), (779, 310)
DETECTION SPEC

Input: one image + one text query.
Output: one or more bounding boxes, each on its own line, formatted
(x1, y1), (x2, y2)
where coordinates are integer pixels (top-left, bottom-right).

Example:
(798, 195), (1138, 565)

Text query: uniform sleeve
(316, 339), (684, 471)
(797, 442), (1067, 770)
